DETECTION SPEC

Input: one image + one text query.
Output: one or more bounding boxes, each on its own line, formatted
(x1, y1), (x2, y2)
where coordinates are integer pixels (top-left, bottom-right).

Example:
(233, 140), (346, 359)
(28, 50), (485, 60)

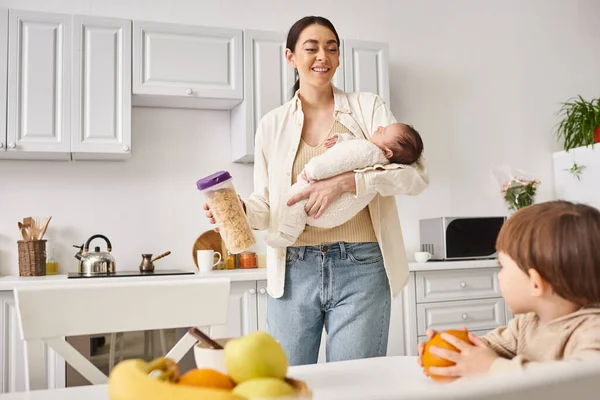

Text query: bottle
(196, 171), (256, 254)
(45, 238), (59, 275)
(225, 251), (236, 270)
(239, 252), (257, 269)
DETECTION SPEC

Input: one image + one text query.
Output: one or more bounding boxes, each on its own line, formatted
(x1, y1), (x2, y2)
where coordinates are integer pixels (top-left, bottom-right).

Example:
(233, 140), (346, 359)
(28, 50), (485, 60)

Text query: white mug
(197, 249), (222, 272)
(414, 251), (432, 263)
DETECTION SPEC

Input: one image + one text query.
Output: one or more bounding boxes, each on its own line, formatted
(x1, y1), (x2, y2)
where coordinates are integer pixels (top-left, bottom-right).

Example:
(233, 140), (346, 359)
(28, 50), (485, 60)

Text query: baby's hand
(324, 136), (338, 149)
(417, 327), (469, 376)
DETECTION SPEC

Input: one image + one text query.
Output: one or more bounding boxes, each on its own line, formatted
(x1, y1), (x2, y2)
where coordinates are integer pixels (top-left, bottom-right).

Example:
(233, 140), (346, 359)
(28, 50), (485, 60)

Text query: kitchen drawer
(416, 298), (506, 336)
(415, 268), (500, 303)
(417, 328), (492, 344)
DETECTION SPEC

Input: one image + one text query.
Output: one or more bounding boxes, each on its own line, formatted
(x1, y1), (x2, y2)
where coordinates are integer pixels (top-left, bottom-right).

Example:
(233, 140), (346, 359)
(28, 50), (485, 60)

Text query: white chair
(14, 278), (230, 391)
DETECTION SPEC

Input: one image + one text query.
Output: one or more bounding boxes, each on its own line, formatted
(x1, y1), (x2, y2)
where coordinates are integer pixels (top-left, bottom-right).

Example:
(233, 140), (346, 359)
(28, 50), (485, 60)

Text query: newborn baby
(266, 122), (424, 248)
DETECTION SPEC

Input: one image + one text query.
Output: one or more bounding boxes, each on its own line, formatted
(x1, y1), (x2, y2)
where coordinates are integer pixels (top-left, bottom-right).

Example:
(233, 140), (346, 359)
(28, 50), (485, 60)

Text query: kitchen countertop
(0, 259), (499, 291)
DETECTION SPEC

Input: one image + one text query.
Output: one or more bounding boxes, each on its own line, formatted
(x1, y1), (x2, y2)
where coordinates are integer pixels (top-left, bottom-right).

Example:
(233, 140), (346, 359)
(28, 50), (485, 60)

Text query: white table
(0, 356), (431, 400)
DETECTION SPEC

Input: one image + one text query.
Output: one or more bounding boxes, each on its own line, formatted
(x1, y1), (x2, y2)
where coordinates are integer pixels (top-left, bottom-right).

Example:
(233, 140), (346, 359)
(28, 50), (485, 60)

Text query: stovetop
(67, 269), (195, 279)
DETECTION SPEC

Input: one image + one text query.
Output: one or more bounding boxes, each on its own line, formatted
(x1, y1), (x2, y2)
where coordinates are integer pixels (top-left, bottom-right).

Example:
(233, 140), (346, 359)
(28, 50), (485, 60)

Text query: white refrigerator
(552, 145), (600, 209)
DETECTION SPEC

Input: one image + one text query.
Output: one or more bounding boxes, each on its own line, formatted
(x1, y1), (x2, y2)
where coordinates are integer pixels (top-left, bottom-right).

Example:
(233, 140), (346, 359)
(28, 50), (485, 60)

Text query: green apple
(232, 377), (295, 399)
(224, 331), (288, 383)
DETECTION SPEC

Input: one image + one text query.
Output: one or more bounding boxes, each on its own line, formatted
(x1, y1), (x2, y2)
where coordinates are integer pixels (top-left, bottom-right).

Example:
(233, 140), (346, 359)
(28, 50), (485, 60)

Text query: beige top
(291, 119), (377, 246)
(244, 85), (429, 299)
(482, 307), (600, 373)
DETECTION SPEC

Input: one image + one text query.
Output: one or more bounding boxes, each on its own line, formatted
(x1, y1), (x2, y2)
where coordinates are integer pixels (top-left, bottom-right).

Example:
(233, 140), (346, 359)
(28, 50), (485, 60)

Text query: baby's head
(371, 123), (423, 165)
(495, 200), (600, 314)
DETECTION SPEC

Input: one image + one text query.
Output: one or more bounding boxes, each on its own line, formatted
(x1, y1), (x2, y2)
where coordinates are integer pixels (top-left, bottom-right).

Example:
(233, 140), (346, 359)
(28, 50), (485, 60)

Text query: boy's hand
(324, 136), (338, 149)
(417, 327), (469, 377)
(427, 332), (498, 379)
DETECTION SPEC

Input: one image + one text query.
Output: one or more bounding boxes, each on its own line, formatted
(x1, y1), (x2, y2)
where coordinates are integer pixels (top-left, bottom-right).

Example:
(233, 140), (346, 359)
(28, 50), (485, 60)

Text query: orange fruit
(422, 329), (472, 383)
(177, 368), (235, 390)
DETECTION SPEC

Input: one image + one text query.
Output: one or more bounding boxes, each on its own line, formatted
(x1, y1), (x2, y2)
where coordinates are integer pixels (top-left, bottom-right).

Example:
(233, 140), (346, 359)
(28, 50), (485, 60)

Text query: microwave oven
(419, 216), (506, 261)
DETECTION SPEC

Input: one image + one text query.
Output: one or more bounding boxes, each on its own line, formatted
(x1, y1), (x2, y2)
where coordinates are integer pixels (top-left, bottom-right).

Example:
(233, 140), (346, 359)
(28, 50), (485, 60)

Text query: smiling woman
(285, 16), (341, 95)
(203, 15), (429, 367)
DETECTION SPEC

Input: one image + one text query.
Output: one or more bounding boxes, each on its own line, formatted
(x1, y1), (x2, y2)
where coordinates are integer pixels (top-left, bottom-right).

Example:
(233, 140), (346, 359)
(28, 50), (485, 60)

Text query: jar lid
(196, 171), (232, 190)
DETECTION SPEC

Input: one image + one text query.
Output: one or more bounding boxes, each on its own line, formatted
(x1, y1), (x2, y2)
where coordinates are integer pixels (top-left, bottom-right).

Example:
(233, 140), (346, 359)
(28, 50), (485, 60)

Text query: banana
(108, 358), (246, 400)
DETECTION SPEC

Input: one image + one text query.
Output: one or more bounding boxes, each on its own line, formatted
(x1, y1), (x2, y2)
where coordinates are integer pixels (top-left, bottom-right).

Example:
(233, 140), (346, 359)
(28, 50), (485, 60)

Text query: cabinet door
(0, 9), (7, 154)
(0, 291), (26, 393)
(343, 40), (389, 105)
(231, 29), (294, 163)
(209, 281), (257, 339)
(133, 20), (242, 109)
(5, 10), (71, 159)
(71, 15), (131, 160)
(256, 280), (268, 332)
(332, 40), (344, 91)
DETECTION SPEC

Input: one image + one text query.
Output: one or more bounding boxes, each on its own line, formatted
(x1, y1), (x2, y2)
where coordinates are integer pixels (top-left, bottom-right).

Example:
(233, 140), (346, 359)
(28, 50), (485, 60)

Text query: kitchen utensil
(73, 234), (116, 276)
(192, 230), (223, 268)
(196, 249), (221, 272)
(18, 222), (30, 241)
(37, 216), (52, 240)
(139, 251), (171, 272)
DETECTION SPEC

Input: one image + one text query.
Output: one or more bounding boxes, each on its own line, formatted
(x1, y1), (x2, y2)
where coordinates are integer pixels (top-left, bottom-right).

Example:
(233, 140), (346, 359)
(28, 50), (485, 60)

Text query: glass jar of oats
(196, 171), (255, 254)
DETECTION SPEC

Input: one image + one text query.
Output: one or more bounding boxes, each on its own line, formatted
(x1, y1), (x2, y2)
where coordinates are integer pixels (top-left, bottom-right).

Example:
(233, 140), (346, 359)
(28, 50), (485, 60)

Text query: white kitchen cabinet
(0, 9), (7, 154)
(71, 15), (131, 160)
(343, 39), (390, 105)
(133, 20), (242, 110)
(256, 280), (268, 332)
(210, 281), (259, 339)
(403, 266), (510, 356)
(332, 40), (345, 91)
(3, 9), (71, 160)
(231, 29), (295, 163)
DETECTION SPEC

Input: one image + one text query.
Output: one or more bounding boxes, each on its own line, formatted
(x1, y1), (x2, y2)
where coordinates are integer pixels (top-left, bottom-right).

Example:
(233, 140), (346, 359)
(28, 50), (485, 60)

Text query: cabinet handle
(460, 281), (467, 288)
(123, 145), (130, 152)
(259, 288), (266, 294)
(249, 289), (256, 295)
(186, 88), (193, 95)
(462, 313), (468, 320)
(8, 142), (16, 149)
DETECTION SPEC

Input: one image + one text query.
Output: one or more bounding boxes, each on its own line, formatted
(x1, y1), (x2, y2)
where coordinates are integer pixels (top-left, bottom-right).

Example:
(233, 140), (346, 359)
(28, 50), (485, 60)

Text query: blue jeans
(266, 242), (391, 366)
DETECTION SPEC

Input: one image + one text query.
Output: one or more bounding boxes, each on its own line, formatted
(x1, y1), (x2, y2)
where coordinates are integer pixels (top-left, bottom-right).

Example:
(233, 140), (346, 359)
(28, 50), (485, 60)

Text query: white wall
(1, 0), (599, 276)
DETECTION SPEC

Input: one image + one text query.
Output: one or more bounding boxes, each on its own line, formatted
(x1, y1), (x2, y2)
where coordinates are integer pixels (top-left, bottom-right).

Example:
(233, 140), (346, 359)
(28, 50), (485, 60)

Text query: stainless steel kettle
(73, 234), (116, 276)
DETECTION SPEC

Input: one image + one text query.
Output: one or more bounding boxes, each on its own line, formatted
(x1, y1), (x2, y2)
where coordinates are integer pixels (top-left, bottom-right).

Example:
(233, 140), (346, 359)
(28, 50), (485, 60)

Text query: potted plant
(554, 95), (600, 152)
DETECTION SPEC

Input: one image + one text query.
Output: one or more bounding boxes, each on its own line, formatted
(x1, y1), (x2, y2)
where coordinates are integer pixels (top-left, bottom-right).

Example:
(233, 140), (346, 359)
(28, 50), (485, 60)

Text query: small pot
(594, 126), (600, 144)
(139, 251), (171, 272)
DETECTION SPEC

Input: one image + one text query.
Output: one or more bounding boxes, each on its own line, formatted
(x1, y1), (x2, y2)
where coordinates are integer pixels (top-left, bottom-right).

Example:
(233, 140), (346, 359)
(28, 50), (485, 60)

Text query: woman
(205, 16), (428, 365)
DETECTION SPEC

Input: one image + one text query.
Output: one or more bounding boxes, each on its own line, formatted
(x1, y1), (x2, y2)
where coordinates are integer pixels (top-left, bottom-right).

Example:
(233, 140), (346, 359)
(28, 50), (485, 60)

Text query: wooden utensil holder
(17, 240), (47, 276)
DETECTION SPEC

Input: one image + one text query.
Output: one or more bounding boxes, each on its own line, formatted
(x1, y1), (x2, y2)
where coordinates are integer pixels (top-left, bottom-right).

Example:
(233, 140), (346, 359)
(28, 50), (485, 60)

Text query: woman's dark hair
(286, 16), (340, 96)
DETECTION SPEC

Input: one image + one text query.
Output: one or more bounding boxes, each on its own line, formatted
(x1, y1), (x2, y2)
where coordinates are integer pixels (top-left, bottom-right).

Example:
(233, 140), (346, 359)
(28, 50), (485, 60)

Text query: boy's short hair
(496, 200), (600, 307)
(389, 124), (423, 165)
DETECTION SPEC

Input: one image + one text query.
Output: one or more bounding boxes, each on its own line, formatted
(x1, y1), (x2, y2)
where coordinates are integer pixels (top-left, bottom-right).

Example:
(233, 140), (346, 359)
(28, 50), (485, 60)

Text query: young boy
(418, 200), (600, 379)
(266, 122), (424, 247)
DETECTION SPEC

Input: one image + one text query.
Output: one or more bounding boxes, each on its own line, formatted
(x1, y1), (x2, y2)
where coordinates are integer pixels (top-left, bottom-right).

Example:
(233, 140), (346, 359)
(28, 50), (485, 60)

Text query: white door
(133, 20), (242, 108)
(71, 15), (131, 160)
(0, 9), (8, 154)
(231, 29), (294, 163)
(256, 280), (268, 332)
(209, 281), (258, 339)
(343, 40), (390, 105)
(6, 9), (71, 159)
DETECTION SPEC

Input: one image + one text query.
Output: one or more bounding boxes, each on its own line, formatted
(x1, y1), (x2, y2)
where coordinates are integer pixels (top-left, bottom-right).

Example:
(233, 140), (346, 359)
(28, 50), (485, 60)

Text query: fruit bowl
(109, 331), (313, 399)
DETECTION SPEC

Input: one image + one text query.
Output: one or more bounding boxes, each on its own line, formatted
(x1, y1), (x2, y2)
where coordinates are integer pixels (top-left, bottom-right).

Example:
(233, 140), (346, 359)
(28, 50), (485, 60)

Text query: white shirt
(244, 86), (429, 299)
